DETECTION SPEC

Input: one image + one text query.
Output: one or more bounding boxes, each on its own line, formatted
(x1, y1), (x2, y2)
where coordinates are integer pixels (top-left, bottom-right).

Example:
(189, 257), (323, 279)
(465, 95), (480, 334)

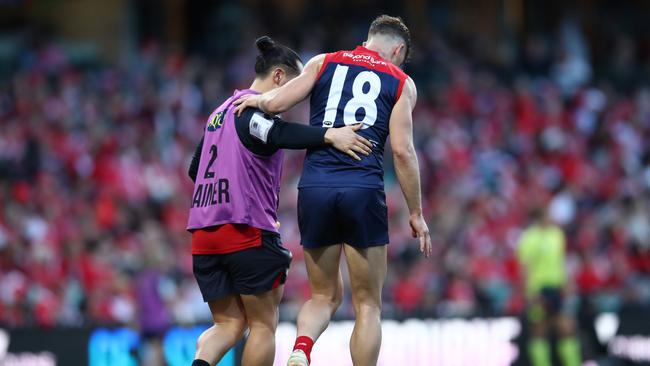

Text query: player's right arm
(233, 54), (326, 116)
(389, 77), (432, 257)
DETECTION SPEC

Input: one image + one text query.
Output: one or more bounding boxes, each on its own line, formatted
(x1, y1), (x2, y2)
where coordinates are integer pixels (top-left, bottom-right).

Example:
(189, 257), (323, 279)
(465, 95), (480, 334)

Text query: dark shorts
(539, 287), (564, 315)
(297, 187), (389, 248)
(528, 287), (564, 322)
(192, 232), (292, 302)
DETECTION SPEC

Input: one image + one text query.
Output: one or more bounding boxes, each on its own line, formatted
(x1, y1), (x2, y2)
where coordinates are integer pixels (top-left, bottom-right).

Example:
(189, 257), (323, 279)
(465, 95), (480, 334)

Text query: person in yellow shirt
(517, 208), (581, 366)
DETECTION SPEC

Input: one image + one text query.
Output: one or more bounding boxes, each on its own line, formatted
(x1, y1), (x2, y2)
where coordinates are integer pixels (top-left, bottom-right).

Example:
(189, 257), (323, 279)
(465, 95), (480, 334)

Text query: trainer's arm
(233, 54), (326, 115)
(236, 109), (371, 159)
(270, 119), (371, 159)
(188, 136), (204, 182)
(267, 120), (323, 149)
(389, 78), (432, 257)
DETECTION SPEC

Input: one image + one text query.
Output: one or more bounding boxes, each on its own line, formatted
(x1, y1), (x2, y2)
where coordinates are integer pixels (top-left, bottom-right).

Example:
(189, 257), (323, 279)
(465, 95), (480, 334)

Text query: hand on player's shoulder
(233, 94), (261, 116)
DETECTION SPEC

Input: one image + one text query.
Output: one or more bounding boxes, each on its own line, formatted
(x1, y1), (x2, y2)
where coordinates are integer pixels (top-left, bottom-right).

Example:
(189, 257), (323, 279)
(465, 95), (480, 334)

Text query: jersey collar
(355, 45), (384, 60)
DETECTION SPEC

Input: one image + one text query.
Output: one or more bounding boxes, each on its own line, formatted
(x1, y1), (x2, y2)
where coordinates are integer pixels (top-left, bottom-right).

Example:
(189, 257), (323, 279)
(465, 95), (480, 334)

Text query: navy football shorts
(297, 187), (389, 248)
(192, 231), (292, 302)
(539, 287), (564, 315)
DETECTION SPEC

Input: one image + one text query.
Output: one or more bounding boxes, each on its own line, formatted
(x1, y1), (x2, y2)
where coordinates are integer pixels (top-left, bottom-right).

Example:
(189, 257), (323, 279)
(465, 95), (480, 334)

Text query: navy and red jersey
(299, 46), (409, 189)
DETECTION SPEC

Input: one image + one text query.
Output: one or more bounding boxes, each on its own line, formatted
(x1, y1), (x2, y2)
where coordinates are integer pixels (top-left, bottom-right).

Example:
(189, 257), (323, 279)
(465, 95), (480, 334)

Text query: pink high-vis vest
(187, 89), (283, 233)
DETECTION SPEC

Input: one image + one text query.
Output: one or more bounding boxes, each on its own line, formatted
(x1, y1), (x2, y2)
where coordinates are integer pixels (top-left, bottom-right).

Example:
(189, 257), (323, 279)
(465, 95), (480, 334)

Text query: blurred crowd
(0, 16), (649, 336)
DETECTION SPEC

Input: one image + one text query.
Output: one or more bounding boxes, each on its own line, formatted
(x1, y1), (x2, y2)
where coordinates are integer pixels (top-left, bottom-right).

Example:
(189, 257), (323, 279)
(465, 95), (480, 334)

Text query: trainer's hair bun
(255, 36), (276, 54)
(253, 35), (301, 76)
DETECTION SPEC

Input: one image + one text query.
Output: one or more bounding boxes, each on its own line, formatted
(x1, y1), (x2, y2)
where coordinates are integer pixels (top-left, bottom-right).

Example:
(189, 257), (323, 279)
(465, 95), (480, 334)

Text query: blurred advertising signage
(0, 326), (236, 366)
(0, 319), (521, 366)
(4, 311), (650, 365)
(88, 318), (521, 366)
(275, 318), (521, 366)
(0, 328), (80, 366)
(596, 306), (650, 365)
(88, 326), (235, 366)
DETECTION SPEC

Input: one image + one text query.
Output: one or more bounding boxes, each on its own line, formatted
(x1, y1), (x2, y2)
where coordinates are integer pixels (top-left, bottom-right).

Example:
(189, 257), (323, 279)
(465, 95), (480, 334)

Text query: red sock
(293, 336), (314, 363)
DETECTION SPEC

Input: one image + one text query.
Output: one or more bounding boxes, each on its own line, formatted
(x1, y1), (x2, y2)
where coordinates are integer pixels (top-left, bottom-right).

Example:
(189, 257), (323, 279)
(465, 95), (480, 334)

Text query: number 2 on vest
(203, 144), (217, 179)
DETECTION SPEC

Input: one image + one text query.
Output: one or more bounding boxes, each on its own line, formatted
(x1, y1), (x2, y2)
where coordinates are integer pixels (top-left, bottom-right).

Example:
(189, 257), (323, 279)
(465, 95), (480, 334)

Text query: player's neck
(363, 41), (393, 62)
(248, 78), (275, 94)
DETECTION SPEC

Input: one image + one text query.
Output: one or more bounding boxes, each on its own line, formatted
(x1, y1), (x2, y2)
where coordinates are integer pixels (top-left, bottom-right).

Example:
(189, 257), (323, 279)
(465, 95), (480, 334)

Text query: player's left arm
(233, 54), (326, 116)
(389, 77), (432, 258)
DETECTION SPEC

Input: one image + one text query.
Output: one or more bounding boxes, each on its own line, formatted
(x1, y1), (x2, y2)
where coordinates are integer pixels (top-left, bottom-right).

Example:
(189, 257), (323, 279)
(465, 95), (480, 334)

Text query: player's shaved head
(368, 15), (411, 65)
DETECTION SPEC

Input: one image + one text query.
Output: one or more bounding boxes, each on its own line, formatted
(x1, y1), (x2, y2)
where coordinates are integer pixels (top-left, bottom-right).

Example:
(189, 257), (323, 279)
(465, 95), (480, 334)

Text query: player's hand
(233, 94), (262, 116)
(324, 124), (372, 161)
(409, 213), (432, 258)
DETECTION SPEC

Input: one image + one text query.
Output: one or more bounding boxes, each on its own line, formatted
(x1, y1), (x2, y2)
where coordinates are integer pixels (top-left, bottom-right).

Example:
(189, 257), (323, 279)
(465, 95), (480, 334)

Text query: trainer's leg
(195, 295), (247, 365)
(344, 244), (387, 366)
(296, 245), (344, 340)
(239, 286), (284, 366)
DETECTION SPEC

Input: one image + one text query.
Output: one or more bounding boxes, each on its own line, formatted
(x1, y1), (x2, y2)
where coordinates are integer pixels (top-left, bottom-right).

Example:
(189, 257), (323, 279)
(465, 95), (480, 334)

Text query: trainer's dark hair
(254, 36), (302, 76)
(368, 15), (411, 64)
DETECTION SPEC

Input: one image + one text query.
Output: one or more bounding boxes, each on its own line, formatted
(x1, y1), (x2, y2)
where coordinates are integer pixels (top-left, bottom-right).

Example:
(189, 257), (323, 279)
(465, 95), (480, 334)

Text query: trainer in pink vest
(187, 89), (283, 233)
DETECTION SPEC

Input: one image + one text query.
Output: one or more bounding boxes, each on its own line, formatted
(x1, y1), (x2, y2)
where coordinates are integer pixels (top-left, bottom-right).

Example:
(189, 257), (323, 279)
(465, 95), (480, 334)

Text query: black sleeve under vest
(234, 108), (327, 156)
(188, 136), (204, 182)
(187, 107), (328, 180)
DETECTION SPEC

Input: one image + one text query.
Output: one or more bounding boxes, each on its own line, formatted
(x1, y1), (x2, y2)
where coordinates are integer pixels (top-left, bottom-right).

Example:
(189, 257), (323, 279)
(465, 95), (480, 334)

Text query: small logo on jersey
(207, 111), (224, 131)
(323, 120), (334, 128)
(342, 52), (387, 67)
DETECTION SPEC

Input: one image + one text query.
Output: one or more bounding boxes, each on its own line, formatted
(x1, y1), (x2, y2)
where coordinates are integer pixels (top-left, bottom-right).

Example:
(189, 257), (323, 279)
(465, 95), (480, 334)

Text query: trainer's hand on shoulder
(324, 123), (372, 161)
(409, 213), (432, 258)
(233, 94), (261, 116)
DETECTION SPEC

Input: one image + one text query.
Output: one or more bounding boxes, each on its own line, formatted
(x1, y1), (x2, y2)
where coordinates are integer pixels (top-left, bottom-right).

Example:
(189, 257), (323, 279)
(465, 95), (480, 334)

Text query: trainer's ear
(272, 67), (286, 86)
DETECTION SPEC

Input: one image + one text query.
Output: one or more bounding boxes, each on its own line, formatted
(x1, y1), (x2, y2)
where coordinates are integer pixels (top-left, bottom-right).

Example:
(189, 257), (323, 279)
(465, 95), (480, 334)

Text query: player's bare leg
(194, 294), (247, 365)
(297, 245), (344, 338)
(343, 244), (387, 366)
(289, 245), (344, 365)
(240, 285), (284, 366)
